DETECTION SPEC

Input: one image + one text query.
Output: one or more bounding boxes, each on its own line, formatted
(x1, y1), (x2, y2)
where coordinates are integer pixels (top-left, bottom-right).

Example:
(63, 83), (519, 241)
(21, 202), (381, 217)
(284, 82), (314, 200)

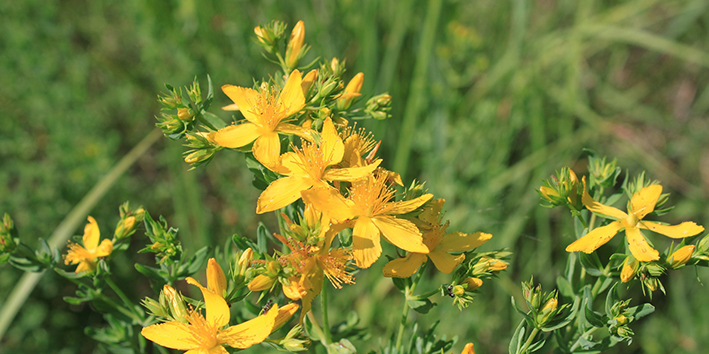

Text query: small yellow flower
(142, 267), (281, 353)
(302, 174), (431, 268)
(255, 117), (380, 214)
(383, 199), (492, 278)
(566, 178), (704, 262)
(64, 216), (113, 273)
(208, 70), (313, 168)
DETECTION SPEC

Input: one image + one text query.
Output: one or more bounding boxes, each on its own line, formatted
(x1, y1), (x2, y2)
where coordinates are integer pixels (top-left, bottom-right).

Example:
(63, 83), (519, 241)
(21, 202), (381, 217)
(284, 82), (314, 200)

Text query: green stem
(320, 280), (332, 345)
(105, 277), (145, 323)
(306, 312), (330, 348)
(0, 130), (161, 340)
(394, 263), (426, 352)
(520, 327), (540, 354)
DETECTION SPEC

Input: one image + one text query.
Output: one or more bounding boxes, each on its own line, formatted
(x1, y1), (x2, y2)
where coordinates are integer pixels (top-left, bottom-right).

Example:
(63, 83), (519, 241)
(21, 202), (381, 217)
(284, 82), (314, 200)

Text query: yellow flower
(64, 216), (113, 273)
(208, 70), (313, 168)
(566, 178), (705, 262)
(256, 117), (381, 214)
(383, 199), (492, 278)
(302, 174), (431, 268)
(142, 269), (279, 353)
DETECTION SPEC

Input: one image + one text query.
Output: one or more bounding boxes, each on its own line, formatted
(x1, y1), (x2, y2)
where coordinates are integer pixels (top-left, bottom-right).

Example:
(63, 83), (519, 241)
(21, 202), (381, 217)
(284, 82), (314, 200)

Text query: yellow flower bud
(541, 297), (558, 312)
(254, 26), (272, 45)
(452, 285), (466, 297)
(162, 285), (188, 321)
(330, 57), (340, 72)
(285, 20), (305, 69)
(206, 258), (227, 296)
(463, 277), (483, 291)
(461, 343), (475, 354)
(238, 248), (254, 275)
(301, 69), (318, 94)
(248, 274), (276, 291)
(620, 259), (638, 283)
(337, 72), (364, 110)
(114, 215), (136, 239)
(668, 245), (695, 269)
(177, 108), (194, 121)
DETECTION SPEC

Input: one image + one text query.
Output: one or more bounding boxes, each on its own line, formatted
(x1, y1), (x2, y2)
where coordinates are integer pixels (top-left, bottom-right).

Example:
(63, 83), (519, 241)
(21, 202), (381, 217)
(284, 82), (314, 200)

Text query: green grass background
(1, 0), (709, 353)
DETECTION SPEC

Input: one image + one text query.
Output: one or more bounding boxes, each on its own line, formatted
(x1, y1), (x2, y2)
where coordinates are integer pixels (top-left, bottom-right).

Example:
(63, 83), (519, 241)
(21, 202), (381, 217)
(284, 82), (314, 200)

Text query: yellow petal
(625, 226), (659, 262)
(75, 260), (93, 274)
(256, 176), (313, 214)
(639, 221), (704, 239)
(418, 199), (445, 226)
(279, 152), (308, 177)
(221, 85), (260, 123)
(186, 277), (231, 328)
(94, 239), (113, 258)
(279, 70), (306, 117)
(323, 160), (381, 182)
(629, 184), (662, 219)
(382, 253), (427, 278)
(208, 123), (260, 148)
(352, 218), (383, 268)
(273, 303), (300, 331)
(581, 177), (627, 220)
(219, 305), (278, 349)
(141, 321), (196, 350)
(276, 123), (316, 142)
(252, 132), (282, 170)
(384, 193), (433, 215)
(461, 343), (476, 354)
(565, 221), (623, 254)
(428, 250), (464, 274)
(438, 231), (492, 252)
(320, 117), (345, 166)
(207, 258), (227, 296)
(83, 216), (100, 250)
(221, 103), (240, 111)
(371, 216), (429, 254)
(301, 187), (354, 222)
(282, 276), (307, 300)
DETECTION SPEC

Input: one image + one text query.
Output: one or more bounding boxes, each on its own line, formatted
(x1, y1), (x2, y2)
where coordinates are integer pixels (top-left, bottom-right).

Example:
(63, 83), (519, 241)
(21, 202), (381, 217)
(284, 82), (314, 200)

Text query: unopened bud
(237, 248), (254, 276)
(162, 285), (188, 321)
(177, 108), (194, 122)
(248, 274), (276, 292)
(461, 343), (475, 354)
(620, 259), (638, 283)
(114, 216), (137, 239)
(668, 245), (695, 269)
(451, 285), (465, 297)
(301, 69), (318, 95)
(0, 213), (17, 254)
(337, 72), (364, 110)
(184, 149), (214, 165)
(462, 277), (483, 291)
(285, 21), (306, 69)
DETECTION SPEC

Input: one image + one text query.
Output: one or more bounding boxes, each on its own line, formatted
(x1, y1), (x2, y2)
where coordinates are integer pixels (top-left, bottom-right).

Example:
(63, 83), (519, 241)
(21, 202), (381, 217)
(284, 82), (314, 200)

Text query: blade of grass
(392, 0), (443, 180)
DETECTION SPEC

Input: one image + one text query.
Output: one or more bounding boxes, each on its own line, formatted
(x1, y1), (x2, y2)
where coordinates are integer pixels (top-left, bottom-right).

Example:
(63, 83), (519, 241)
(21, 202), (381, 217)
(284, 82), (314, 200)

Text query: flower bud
(462, 277), (483, 291)
(285, 21), (306, 69)
(162, 285), (188, 322)
(0, 213), (17, 254)
(177, 108), (194, 122)
(620, 259), (638, 283)
(237, 248), (254, 276)
(588, 155), (620, 189)
(301, 69), (318, 95)
(668, 245), (695, 269)
(365, 93), (392, 120)
(248, 274), (276, 292)
(114, 215), (137, 240)
(451, 285), (466, 297)
(184, 149), (214, 165)
(461, 343), (475, 354)
(337, 73), (364, 110)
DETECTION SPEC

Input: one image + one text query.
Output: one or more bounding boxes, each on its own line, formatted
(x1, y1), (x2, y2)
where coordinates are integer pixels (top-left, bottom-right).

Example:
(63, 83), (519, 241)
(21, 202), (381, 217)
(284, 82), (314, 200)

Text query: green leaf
(556, 276), (574, 298)
(201, 111), (226, 129)
(135, 263), (166, 282)
(627, 303), (655, 320)
(509, 321), (525, 354)
(407, 297), (435, 314)
(256, 223), (270, 254)
(579, 253), (604, 277)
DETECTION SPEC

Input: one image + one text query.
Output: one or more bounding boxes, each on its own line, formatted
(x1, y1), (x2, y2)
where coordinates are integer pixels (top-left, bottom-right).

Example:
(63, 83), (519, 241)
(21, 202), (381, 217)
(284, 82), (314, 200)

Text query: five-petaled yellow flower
(566, 178), (704, 262)
(64, 216), (113, 273)
(208, 70), (313, 169)
(141, 259), (280, 353)
(302, 174), (431, 268)
(256, 117), (381, 214)
(383, 199), (492, 278)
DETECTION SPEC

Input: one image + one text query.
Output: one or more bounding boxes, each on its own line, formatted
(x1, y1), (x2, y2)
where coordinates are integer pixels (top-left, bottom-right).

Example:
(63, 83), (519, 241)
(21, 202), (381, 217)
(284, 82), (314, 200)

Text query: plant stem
(105, 277), (145, 323)
(520, 327), (540, 354)
(320, 280), (333, 345)
(394, 263), (426, 352)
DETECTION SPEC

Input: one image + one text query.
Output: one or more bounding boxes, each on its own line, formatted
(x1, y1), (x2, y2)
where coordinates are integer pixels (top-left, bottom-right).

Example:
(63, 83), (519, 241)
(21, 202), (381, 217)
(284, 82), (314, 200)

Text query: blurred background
(1, 0), (708, 353)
